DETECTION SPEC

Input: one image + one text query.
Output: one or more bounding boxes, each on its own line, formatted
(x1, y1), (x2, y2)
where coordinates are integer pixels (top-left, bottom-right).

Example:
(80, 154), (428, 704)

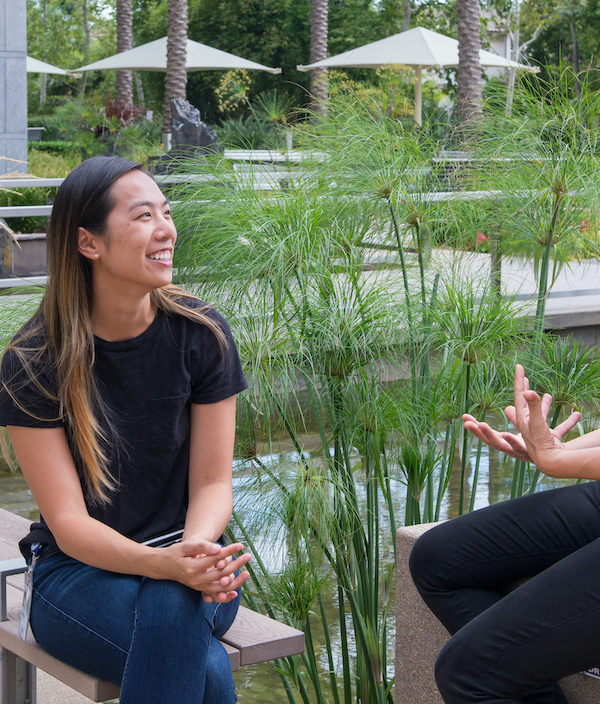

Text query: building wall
(0, 0), (27, 176)
(485, 35), (510, 81)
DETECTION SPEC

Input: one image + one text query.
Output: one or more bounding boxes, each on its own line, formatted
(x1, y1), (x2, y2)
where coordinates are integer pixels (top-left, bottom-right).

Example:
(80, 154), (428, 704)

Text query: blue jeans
(31, 550), (239, 704)
(410, 481), (600, 704)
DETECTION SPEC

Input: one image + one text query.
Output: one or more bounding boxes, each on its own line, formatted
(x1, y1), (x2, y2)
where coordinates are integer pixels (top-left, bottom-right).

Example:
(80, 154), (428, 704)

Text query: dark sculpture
(148, 99), (219, 175)
(170, 99), (218, 153)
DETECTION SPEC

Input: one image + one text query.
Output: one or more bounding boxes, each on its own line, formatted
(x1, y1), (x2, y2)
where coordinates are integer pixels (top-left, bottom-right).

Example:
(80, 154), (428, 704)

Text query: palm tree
(403, 0), (411, 31)
(115, 0), (133, 107)
(310, 0), (328, 115)
(78, 0), (91, 97)
(456, 0), (482, 123)
(162, 0), (188, 137)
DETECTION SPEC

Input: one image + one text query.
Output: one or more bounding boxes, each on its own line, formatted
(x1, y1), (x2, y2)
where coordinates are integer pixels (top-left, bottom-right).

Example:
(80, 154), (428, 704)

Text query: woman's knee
(434, 635), (476, 704)
(409, 524), (455, 594)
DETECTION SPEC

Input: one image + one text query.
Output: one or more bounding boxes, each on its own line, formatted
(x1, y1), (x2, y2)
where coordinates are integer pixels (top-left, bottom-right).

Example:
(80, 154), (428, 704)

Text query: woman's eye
(164, 209), (171, 217)
(138, 212), (151, 218)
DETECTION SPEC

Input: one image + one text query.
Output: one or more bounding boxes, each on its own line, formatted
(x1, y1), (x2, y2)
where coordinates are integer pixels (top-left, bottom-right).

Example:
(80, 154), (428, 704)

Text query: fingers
(203, 569), (251, 601)
(498, 432), (530, 459)
(553, 411), (581, 438)
(179, 539), (223, 558)
(513, 365), (529, 427)
(522, 389), (545, 429)
(181, 541), (245, 566)
(463, 416), (531, 460)
(540, 393), (553, 421)
(194, 551), (250, 583)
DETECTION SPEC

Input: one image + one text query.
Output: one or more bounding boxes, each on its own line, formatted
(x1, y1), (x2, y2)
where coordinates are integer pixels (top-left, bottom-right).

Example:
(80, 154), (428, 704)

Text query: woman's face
(82, 170), (177, 294)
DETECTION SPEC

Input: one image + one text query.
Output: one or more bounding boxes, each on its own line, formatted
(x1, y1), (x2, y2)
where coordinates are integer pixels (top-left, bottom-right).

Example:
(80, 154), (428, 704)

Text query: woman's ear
(78, 227), (100, 260)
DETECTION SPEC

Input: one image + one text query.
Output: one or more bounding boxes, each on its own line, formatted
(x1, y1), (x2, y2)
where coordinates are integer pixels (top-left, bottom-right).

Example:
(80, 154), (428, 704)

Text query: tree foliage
(27, 0), (116, 109)
(28, 0), (600, 127)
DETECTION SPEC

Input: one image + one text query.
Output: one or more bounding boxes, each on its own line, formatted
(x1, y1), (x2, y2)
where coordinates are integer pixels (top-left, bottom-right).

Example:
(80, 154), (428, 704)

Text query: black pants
(409, 481), (600, 704)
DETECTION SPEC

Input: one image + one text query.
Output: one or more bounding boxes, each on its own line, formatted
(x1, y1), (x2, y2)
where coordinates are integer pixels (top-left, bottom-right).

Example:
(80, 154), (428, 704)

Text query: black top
(0, 302), (248, 558)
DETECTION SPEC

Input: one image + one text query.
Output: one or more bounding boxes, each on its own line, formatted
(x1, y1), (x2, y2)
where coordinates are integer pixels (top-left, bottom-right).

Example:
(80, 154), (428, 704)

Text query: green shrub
(28, 140), (80, 155)
(0, 184), (57, 234)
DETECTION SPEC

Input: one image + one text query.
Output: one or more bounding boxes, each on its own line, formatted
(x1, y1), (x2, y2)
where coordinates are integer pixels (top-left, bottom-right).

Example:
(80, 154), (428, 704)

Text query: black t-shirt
(0, 302), (248, 558)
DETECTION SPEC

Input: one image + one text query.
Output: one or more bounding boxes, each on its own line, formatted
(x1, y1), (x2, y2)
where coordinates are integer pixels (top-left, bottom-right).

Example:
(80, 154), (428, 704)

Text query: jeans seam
(34, 588), (128, 656)
(211, 602), (221, 629)
(120, 591), (140, 690)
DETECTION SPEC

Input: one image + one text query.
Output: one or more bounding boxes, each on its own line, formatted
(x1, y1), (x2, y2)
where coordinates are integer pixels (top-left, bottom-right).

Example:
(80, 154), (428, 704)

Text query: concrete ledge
(395, 522), (599, 704)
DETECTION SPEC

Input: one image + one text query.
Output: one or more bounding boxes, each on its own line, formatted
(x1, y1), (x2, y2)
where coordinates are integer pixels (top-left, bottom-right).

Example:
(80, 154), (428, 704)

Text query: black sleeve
(190, 310), (248, 404)
(0, 348), (63, 428)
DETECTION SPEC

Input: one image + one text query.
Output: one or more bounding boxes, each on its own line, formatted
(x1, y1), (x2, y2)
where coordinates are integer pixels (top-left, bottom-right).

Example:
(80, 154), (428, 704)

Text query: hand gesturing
(463, 365), (580, 465)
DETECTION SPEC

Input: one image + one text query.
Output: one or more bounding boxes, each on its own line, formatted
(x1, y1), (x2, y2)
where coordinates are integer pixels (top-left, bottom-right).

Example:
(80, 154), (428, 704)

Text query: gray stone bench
(0, 508), (304, 703)
(395, 522), (599, 704)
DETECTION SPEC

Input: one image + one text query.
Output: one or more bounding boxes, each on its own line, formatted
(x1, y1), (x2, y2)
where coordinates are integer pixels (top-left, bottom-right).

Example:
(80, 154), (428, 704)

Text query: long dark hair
(4, 156), (225, 503)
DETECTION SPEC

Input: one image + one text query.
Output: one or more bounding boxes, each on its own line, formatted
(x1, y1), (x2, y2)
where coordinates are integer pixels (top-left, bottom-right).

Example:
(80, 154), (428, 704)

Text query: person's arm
(7, 424), (249, 599)
(183, 397), (237, 545)
(182, 396), (248, 603)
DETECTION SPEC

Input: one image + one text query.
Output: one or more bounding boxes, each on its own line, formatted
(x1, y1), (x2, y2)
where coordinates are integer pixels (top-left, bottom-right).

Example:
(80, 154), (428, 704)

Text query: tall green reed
(168, 76), (600, 700)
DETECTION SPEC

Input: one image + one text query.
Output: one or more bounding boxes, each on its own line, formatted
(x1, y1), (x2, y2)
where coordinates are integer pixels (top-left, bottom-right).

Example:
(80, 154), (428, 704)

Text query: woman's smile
(147, 249), (173, 264)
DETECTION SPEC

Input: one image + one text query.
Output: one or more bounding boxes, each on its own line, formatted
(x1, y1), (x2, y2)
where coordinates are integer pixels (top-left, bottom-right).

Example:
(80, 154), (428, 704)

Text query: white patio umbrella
(73, 37), (281, 74)
(298, 26), (534, 125)
(26, 56), (66, 75)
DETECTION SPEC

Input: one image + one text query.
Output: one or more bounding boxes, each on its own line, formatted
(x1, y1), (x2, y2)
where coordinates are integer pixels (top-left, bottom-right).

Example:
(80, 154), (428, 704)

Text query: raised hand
(463, 365), (580, 462)
(511, 365), (571, 473)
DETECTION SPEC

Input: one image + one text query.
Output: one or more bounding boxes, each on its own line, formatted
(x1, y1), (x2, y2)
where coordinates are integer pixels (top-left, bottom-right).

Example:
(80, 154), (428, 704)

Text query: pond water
(0, 439), (577, 703)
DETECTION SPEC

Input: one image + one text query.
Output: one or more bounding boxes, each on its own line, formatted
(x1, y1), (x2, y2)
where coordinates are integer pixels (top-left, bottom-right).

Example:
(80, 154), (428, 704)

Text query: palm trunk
(78, 0), (91, 97)
(116, 0), (133, 107)
(456, 0), (483, 123)
(310, 0), (328, 115)
(162, 0), (188, 136)
(403, 0), (411, 31)
(39, 0), (48, 108)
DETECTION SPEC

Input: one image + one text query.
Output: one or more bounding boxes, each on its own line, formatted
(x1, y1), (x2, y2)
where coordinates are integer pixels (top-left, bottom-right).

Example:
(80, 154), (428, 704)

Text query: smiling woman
(0, 156), (250, 704)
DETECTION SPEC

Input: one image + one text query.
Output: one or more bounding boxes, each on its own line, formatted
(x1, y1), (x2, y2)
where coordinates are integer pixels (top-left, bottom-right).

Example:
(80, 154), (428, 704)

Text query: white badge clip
(19, 543), (41, 642)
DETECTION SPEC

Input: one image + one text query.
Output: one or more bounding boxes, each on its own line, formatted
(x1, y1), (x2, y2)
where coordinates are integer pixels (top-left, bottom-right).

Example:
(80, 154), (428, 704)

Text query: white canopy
(26, 56), (67, 75)
(73, 37), (281, 74)
(298, 26), (534, 124)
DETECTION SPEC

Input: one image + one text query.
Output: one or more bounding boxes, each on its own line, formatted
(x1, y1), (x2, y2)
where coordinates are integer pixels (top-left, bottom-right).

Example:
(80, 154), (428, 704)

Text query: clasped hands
(463, 364), (581, 477)
(162, 539), (251, 603)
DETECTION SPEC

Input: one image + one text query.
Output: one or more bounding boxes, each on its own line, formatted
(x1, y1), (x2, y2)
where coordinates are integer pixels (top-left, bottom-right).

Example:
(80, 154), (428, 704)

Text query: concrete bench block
(395, 522), (599, 704)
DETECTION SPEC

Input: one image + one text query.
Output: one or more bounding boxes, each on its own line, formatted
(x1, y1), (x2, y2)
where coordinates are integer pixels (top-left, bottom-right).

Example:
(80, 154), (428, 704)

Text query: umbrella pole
(414, 65), (422, 126)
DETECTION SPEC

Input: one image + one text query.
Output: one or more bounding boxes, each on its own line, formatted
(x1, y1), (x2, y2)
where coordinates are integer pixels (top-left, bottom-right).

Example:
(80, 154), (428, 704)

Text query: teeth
(148, 251), (172, 261)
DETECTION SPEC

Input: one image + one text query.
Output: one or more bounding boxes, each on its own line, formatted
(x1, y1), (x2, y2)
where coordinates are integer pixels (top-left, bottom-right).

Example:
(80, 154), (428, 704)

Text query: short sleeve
(0, 347), (63, 428)
(190, 311), (248, 404)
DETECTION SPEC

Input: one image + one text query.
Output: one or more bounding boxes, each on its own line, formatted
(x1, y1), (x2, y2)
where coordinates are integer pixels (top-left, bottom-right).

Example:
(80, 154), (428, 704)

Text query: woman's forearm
(183, 480), (233, 543)
(49, 511), (171, 578)
(534, 444), (600, 481)
(562, 426), (600, 451)
(184, 398), (237, 544)
(51, 509), (247, 595)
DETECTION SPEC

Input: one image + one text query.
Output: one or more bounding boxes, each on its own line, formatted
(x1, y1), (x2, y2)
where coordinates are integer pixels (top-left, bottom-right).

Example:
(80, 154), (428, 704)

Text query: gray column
(0, 0), (27, 176)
